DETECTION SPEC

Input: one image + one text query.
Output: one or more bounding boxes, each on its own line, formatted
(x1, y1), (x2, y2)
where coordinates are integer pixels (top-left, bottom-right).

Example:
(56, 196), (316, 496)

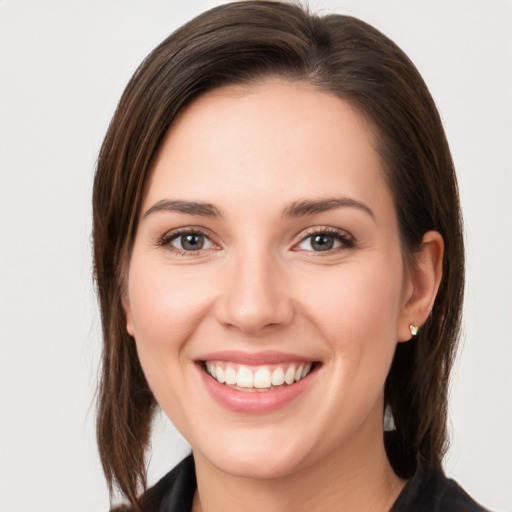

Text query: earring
(384, 404), (396, 431)
(409, 324), (419, 336)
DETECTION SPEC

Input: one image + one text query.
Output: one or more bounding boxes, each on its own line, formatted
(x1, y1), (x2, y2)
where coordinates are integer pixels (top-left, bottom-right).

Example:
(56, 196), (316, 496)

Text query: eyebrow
(282, 197), (374, 219)
(143, 196), (374, 220)
(143, 200), (222, 218)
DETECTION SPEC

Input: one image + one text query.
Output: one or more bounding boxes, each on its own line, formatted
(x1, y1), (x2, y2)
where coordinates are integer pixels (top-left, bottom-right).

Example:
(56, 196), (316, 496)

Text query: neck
(192, 427), (405, 512)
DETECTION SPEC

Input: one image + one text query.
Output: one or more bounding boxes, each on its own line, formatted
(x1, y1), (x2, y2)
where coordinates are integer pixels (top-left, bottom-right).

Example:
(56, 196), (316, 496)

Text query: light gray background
(1, 1), (510, 510)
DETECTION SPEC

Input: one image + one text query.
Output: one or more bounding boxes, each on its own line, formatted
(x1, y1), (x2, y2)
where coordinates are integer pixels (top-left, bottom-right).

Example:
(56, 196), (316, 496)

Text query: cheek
(126, 264), (215, 427)
(128, 262), (212, 343)
(300, 264), (403, 335)
(297, 259), (404, 387)
(125, 260), (216, 404)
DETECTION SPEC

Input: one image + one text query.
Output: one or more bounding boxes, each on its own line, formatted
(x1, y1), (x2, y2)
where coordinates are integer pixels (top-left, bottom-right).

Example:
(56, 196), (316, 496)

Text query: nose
(214, 250), (294, 335)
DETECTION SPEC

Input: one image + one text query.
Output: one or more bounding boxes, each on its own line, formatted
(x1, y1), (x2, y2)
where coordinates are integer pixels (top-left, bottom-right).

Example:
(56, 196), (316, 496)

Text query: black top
(114, 455), (490, 512)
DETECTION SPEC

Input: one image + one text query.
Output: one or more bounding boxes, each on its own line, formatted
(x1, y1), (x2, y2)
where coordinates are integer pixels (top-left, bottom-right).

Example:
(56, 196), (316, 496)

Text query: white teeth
(225, 366), (237, 385)
(271, 367), (285, 386)
(302, 362), (312, 378)
(254, 368), (272, 388)
(215, 365), (225, 384)
(206, 361), (314, 389)
(237, 366), (254, 388)
(284, 365), (296, 385)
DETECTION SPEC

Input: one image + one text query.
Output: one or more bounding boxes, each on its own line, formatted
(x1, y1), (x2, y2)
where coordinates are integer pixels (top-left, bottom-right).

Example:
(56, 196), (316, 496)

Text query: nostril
(215, 299), (294, 334)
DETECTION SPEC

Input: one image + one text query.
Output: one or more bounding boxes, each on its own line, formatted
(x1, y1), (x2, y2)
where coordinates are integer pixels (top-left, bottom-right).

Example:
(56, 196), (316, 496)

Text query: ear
(397, 231), (444, 342)
(121, 290), (135, 337)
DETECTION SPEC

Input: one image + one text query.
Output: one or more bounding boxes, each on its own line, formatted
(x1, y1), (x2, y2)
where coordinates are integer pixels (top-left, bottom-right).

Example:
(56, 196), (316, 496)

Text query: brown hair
(93, 1), (464, 508)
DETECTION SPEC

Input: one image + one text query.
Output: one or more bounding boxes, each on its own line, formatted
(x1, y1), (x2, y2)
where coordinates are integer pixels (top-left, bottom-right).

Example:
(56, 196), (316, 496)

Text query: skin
(123, 80), (443, 511)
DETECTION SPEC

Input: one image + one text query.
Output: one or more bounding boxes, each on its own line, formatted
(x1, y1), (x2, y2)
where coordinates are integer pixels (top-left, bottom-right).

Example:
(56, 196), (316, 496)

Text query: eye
(159, 229), (216, 254)
(172, 233), (211, 251)
(296, 229), (354, 252)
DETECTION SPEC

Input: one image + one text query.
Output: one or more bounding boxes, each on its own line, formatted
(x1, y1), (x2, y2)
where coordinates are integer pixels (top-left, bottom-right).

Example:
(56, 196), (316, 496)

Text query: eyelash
(295, 227), (356, 254)
(157, 226), (355, 256)
(157, 228), (216, 256)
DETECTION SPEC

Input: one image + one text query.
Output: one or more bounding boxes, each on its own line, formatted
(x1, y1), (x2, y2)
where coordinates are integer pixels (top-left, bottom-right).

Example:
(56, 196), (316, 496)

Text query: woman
(92, 2), (489, 511)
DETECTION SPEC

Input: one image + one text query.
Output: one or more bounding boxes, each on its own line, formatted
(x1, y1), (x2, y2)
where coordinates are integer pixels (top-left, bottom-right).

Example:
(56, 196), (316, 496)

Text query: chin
(194, 429), (312, 481)
(212, 453), (306, 481)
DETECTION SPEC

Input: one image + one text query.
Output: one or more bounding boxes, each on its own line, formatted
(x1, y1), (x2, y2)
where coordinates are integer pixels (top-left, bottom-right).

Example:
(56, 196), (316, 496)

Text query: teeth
(236, 366), (254, 388)
(284, 365), (296, 385)
(206, 361), (314, 389)
(254, 368), (272, 388)
(271, 367), (285, 386)
(216, 365), (225, 384)
(225, 366), (237, 385)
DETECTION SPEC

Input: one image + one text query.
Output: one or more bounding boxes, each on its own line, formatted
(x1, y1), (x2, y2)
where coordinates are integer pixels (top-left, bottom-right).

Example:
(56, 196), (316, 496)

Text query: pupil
(182, 234), (204, 250)
(312, 234), (333, 251)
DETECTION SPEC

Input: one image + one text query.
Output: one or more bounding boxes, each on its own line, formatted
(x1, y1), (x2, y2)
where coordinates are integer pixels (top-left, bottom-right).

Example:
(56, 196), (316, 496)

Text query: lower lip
(197, 364), (316, 414)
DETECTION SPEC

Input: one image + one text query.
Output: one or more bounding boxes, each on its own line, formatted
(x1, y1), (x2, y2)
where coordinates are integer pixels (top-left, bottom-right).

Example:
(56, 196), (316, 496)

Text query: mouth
(202, 360), (317, 392)
(195, 351), (321, 413)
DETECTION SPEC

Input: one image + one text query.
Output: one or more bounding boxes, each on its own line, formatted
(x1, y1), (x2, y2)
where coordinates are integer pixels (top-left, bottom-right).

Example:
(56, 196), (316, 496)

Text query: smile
(204, 361), (314, 391)
(196, 351), (320, 413)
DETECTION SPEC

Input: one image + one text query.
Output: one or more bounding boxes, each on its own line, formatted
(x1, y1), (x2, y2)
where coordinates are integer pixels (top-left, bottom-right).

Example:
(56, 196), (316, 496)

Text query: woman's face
(123, 80), (414, 479)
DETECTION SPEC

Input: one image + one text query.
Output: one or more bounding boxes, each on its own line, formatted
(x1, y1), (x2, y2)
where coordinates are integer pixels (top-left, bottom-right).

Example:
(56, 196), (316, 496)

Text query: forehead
(144, 79), (391, 217)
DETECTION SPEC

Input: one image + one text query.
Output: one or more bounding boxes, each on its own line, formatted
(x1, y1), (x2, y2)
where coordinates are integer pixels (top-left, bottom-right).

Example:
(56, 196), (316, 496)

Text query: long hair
(92, 1), (464, 508)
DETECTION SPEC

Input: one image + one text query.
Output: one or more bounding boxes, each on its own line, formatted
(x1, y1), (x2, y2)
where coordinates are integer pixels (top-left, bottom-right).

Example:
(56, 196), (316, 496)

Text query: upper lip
(196, 350), (317, 365)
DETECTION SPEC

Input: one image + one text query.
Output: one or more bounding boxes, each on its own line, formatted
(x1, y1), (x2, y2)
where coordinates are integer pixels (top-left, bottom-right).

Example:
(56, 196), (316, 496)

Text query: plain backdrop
(0, 1), (510, 511)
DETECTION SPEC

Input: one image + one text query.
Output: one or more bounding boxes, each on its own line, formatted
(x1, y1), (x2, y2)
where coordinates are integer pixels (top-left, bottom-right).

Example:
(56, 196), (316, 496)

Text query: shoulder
(391, 462), (492, 512)
(110, 455), (196, 512)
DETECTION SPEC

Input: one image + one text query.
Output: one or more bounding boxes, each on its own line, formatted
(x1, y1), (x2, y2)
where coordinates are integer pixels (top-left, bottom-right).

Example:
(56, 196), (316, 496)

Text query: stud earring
(409, 324), (419, 336)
